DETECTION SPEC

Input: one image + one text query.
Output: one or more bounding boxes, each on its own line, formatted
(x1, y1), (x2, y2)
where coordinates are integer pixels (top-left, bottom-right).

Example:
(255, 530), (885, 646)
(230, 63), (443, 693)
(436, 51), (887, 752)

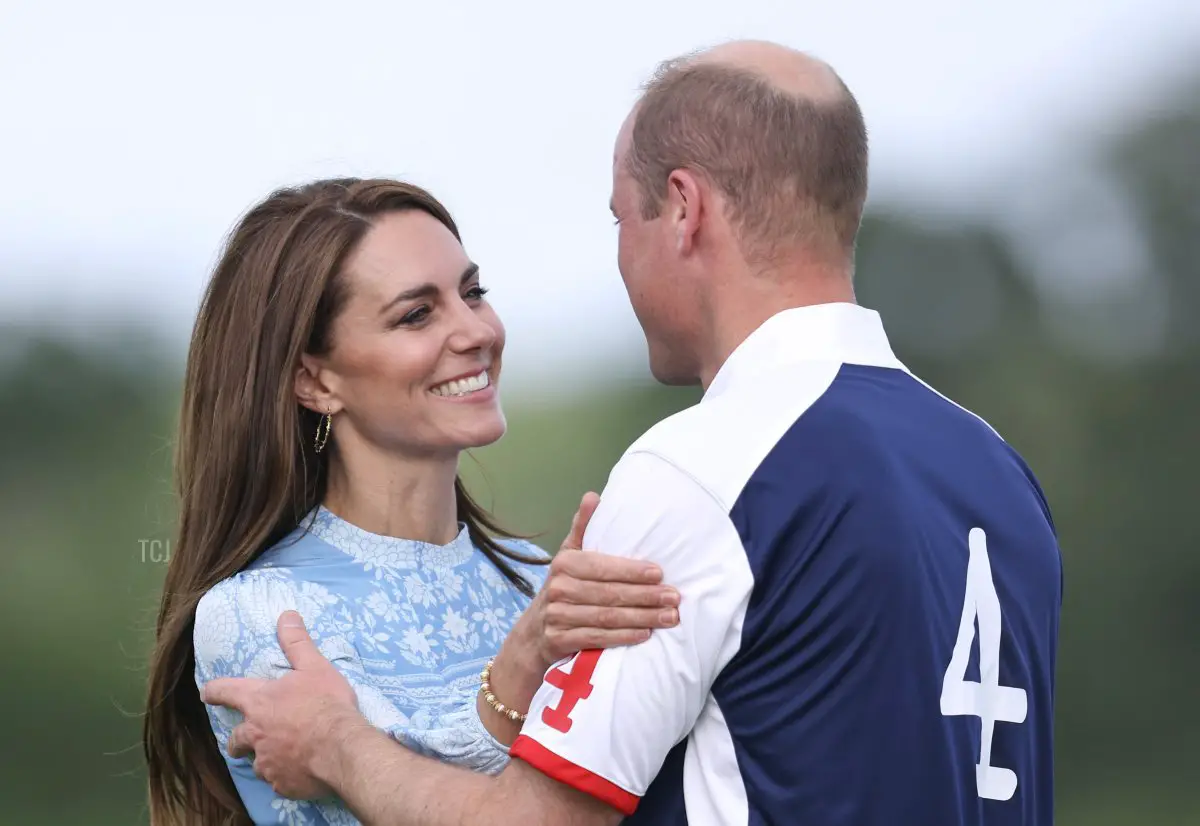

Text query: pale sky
(1, 0), (1198, 387)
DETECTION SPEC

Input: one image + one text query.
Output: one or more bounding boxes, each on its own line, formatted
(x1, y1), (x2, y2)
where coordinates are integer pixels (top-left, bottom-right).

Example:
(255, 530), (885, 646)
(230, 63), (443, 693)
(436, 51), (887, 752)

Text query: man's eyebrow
(379, 263), (480, 315)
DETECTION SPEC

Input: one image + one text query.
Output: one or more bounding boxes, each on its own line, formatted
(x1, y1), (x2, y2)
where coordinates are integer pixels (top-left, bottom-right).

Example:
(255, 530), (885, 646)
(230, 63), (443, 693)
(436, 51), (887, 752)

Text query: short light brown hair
(626, 58), (869, 262)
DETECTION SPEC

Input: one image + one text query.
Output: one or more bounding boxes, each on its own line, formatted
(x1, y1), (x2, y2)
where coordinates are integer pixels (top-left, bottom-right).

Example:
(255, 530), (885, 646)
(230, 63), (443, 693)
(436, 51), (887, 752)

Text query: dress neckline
(305, 504), (476, 571)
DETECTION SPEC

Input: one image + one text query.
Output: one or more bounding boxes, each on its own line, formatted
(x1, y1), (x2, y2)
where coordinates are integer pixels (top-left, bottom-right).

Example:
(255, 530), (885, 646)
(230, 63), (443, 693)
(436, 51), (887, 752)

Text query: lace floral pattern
(193, 506), (549, 825)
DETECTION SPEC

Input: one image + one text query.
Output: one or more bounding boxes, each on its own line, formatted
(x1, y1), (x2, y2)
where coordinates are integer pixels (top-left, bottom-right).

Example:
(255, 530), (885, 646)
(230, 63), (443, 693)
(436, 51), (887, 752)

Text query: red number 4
(541, 649), (602, 733)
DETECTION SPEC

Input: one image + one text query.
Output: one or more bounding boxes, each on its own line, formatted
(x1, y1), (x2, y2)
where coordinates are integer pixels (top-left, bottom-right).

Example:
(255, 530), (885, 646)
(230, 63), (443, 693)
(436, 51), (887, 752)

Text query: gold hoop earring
(314, 410), (332, 453)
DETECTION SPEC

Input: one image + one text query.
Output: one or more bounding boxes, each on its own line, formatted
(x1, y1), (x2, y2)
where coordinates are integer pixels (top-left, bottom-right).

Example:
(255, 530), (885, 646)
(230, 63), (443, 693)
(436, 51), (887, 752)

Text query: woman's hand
(478, 492), (679, 744)
(528, 491), (680, 667)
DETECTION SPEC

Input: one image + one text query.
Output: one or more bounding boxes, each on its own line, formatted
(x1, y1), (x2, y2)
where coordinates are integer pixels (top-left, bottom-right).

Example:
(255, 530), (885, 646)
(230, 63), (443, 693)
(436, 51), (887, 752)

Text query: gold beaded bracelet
(479, 658), (527, 723)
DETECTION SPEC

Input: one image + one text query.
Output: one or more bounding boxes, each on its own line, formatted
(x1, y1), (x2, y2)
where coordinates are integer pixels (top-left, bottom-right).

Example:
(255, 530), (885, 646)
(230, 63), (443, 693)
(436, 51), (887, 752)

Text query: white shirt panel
(511, 304), (915, 818)
(511, 451), (753, 811)
(685, 697), (750, 824)
(625, 360), (845, 510)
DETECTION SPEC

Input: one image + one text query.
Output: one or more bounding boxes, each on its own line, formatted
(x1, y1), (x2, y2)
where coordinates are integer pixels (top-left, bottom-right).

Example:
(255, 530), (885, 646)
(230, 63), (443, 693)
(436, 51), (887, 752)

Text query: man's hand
(202, 612), (363, 800)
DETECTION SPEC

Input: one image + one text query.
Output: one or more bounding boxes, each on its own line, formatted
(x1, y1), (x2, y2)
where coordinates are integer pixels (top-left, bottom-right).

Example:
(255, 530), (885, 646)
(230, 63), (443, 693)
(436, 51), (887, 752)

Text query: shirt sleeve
(508, 451), (753, 816)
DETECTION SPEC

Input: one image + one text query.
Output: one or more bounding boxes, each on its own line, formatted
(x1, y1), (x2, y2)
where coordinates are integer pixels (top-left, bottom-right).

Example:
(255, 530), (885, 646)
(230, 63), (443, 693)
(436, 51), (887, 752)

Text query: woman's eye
(393, 286), (487, 327)
(397, 306), (430, 326)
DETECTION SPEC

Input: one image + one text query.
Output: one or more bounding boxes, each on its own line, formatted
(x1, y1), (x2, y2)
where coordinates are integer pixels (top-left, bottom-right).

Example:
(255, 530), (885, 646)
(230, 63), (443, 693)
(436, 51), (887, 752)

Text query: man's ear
(295, 354), (339, 414)
(667, 168), (703, 256)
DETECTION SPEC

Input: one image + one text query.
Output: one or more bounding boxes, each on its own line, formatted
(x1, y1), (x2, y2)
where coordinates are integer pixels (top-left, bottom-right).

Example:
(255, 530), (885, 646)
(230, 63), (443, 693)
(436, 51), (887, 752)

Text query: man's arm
(209, 616), (624, 826)
(314, 710), (622, 826)
(505, 451), (752, 814)
(207, 452), (743, 822)
(326, 452), (745, 821)
(469, 493), (676, 752)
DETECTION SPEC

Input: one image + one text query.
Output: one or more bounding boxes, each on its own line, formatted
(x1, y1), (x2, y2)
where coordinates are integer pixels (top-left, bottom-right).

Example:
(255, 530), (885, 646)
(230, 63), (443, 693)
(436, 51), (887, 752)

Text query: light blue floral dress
(193, 505), (550, 825)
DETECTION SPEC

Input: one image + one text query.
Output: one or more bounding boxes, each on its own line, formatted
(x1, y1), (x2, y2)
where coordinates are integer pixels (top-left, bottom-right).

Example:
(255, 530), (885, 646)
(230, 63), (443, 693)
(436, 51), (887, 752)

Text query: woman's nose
(448, 303), (496, 352)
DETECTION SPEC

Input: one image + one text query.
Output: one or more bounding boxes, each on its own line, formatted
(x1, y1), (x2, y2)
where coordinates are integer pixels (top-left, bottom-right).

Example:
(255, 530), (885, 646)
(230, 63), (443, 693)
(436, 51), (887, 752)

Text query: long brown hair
(143, 178), (544, 825)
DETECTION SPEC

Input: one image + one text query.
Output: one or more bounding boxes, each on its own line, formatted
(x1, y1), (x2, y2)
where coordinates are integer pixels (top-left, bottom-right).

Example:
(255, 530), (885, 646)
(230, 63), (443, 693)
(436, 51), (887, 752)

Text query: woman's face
(308, 209), (507, 458)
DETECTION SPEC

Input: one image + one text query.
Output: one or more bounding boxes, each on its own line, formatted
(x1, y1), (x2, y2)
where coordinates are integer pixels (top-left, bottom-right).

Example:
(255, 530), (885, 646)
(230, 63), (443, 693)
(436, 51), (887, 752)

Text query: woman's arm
(194, 570), (436, 821)
(415, 538), (677, 759)
(196, 495), (681, 815)
(206, 615), (623, 826)
(193, 573), (335, 825)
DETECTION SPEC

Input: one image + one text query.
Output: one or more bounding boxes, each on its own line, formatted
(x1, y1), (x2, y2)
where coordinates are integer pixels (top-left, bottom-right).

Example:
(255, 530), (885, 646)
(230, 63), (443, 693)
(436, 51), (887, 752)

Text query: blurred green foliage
(2, 71), (1198, 826)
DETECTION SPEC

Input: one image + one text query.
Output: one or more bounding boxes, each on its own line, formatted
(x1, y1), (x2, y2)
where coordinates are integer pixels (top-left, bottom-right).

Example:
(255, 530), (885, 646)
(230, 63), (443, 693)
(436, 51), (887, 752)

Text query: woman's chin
(450, 415), (507, 451)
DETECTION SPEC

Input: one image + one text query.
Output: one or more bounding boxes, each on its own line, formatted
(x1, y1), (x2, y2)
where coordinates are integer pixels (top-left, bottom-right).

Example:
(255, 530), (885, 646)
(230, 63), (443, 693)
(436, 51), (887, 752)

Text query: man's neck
(698, 263), (856, 391)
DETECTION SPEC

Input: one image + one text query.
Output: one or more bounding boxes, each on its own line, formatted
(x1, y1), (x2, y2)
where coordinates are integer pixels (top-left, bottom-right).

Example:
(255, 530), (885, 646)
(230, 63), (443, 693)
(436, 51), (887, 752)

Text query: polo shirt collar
(704, 302), (906, 400)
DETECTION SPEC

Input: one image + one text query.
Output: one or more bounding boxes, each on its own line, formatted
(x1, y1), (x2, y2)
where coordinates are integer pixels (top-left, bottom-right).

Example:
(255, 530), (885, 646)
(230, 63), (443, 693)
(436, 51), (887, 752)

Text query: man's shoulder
(610, 399), (734, 510)
(585, 410), (755, 570)
(615, 364), (845, 510)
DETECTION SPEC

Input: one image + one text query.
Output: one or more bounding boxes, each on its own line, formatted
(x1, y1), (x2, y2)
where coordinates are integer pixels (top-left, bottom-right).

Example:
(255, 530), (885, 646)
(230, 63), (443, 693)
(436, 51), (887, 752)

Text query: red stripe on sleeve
(509, 734), (640, 816)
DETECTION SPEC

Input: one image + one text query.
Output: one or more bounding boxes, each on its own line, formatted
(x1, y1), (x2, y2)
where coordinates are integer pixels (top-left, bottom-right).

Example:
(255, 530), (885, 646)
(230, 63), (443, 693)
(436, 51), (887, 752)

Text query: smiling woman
(141, 178), (680, 826)
(299, 207), (508, 461)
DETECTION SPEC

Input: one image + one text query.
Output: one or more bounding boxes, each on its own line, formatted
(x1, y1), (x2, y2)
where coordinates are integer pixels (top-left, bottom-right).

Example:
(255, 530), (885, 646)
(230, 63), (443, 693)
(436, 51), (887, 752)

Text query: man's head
(610, 40), (869, 386)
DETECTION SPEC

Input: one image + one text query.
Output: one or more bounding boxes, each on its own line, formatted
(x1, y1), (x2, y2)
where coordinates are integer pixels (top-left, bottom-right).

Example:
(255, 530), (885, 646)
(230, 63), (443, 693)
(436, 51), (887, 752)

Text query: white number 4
(940, 527), (1028, 801)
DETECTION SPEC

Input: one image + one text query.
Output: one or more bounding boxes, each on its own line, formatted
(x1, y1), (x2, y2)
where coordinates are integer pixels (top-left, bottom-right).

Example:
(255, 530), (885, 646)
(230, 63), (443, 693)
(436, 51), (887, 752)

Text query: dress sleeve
(193, 569), (418, 824)
(193, 571), (333, 825)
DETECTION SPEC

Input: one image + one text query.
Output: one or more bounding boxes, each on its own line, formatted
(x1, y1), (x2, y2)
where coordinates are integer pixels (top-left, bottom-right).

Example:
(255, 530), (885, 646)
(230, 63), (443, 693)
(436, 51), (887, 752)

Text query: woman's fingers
(547, 575), (679, 608)
(546, 602), (680, 631)
(549, 548), (663, 584)
(547, 627), (657, 654)
(539, 541), (682, 659)
(559, 491), (602, 552)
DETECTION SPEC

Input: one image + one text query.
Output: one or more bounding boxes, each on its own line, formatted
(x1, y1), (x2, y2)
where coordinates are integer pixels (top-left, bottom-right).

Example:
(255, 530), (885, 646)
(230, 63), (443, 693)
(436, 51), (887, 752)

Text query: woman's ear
(295, 354), (339, 415)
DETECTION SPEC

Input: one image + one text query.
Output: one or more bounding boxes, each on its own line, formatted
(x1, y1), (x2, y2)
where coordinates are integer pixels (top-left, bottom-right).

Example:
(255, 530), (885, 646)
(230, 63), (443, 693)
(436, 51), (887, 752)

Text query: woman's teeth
(431, 371), (490, 397)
